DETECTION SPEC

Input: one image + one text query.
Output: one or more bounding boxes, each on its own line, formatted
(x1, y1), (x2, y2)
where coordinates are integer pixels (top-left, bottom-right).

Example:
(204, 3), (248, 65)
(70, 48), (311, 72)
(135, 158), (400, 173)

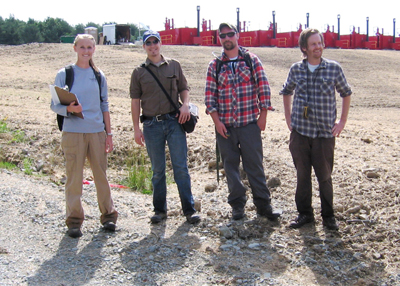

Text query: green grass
(0, 120), (8, 133)
(22, 158), (34, 175)
(0, 119), (27, 143)
(0, 161), (17, 170)
(122, 147), (153, 194)
(11, 130), (27, 143)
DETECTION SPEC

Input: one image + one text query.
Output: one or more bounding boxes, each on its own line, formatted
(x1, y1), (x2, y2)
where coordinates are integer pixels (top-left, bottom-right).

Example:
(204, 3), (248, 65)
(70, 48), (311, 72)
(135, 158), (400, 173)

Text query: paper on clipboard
(49, 85), (84, 119)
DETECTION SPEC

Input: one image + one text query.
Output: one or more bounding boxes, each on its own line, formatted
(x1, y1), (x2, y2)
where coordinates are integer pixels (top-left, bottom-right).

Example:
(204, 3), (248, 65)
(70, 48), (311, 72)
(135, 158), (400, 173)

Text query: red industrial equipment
(157, 12), (400, 50)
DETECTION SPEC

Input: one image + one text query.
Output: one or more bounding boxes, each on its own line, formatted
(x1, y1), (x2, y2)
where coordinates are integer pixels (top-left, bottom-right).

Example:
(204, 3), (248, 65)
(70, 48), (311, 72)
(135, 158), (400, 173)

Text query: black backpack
(214, 52), (254, 85)
(56, 65), (102, 131)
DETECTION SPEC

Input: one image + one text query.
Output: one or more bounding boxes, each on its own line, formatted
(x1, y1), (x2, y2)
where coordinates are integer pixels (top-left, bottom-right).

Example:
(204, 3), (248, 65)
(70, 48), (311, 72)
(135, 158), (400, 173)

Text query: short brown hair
(298, 28), (324, 57)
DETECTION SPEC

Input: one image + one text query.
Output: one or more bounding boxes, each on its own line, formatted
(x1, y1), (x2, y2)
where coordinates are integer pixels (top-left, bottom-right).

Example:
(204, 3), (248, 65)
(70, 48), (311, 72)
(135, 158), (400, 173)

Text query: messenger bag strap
(142, 64), (180, 114)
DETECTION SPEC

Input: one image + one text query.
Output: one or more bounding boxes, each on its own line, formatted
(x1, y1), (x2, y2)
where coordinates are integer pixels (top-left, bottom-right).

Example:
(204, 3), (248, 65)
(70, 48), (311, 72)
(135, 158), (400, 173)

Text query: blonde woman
(51, 34), (118, 238)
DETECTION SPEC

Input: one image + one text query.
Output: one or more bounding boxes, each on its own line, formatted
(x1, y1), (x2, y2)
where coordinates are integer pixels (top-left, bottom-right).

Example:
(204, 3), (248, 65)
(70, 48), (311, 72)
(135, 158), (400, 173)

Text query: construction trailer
(101, 24), (131, 45)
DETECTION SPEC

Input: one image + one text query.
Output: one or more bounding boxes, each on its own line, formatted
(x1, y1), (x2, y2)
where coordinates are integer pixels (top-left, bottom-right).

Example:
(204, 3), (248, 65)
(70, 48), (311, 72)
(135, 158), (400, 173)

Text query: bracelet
(107, 133), (113, 136)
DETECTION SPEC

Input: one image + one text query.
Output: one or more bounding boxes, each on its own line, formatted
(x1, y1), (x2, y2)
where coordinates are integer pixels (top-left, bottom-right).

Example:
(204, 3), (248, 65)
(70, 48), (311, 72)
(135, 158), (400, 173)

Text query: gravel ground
(0, 168), (399, 286)
(1, 44), (400, 285)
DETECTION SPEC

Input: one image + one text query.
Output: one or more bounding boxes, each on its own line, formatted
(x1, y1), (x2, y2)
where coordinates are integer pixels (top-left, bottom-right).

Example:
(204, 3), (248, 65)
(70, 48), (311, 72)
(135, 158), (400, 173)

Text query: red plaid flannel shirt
(205, 48), (272, 127)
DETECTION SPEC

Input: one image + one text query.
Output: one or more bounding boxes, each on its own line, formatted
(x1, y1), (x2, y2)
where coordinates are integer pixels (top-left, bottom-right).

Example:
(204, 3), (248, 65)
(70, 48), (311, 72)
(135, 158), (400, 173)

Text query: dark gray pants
(216, 123), (271, 210)
(289, 130), (335, 218)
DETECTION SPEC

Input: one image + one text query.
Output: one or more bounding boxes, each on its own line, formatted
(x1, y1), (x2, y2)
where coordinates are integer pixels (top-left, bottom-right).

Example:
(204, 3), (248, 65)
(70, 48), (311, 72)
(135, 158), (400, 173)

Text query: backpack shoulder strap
(58, 65), (74, 131)
(215, 58), (223, 78)
(214, 53), (255, 85)
(91, 66), (102, 102)
(65, 64), (102, 101)
(65, 65), (74, 90)
(243, 52), (254, 74)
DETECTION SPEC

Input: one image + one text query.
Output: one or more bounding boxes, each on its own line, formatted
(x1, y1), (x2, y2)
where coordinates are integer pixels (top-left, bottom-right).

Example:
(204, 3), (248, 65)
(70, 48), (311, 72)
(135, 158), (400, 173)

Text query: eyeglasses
(145, 39), (160, 46)
(219, 32), (236, 39)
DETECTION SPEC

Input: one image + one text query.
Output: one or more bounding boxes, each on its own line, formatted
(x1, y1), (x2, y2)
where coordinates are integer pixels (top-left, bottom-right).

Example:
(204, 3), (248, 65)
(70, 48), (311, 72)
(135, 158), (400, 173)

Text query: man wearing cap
(204, 23), (281, 220)
(130, 30), (200, 224)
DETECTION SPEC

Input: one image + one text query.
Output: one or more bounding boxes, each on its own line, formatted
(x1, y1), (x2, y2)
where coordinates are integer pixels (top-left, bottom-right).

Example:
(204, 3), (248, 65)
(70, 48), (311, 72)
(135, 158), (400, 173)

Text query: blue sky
(2, 0), (399, 36)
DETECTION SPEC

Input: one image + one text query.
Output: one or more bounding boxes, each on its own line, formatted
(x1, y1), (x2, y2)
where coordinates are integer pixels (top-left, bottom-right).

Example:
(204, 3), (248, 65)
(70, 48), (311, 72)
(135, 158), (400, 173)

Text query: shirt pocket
(237, 66), (252, 83)
(295, 78), (308, 102)
(166, 74), (178, 96)
(217, 66), (229, 89)
(320, 78), (335, 95)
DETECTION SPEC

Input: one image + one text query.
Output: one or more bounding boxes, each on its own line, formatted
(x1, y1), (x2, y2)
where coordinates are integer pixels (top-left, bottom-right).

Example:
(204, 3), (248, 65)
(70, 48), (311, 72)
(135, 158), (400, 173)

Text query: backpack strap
(243, 52), (254, 75)
(214, 51), (255, 85)
(65, 64), (101, 99)
(91, 66), (103, 102)
(65, 65), (74, 90)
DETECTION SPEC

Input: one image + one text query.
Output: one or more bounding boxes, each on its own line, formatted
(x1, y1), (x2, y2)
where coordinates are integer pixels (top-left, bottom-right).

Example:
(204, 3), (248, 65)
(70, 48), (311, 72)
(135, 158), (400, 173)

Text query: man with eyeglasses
(280, 28), (352, 230)
(130, 30), (200, 225)
(205, 23), (281, 221)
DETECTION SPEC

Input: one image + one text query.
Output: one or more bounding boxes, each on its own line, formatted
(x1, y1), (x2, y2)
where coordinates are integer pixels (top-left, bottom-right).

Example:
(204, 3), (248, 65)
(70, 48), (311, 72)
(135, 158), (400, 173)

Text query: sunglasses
(145, 39), (160, 46)
(219, 32), (236, 39)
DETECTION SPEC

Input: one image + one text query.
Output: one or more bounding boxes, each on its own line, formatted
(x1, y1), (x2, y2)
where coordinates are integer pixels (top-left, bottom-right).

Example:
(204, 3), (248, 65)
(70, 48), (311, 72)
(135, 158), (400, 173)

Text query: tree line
(0, 15), (140, 45)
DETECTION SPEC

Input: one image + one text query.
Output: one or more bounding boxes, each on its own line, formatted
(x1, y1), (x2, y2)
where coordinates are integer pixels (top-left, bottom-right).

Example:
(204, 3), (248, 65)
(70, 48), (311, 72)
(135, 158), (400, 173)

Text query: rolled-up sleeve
(204, 60), (219, 114)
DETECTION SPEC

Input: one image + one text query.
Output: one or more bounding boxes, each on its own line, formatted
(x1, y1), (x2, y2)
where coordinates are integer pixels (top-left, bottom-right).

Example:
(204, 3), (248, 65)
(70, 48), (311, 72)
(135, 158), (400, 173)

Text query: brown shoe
(67, 228), (82, 238)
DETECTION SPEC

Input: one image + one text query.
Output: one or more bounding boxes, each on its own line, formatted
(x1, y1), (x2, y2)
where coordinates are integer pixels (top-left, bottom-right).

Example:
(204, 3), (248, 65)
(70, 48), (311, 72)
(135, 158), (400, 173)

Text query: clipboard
(50, 85), (84, 119)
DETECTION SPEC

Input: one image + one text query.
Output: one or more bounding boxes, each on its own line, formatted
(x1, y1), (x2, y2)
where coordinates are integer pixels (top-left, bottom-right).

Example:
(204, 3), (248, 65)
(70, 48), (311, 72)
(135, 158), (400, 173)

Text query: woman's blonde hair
(73, 34), (98, 72)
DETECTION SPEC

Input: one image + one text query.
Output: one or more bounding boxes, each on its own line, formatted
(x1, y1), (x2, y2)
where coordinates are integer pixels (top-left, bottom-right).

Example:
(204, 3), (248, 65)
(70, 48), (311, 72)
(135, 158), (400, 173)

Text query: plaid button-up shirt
(205, 47), (272, 128)
(280, 58), (352, 138)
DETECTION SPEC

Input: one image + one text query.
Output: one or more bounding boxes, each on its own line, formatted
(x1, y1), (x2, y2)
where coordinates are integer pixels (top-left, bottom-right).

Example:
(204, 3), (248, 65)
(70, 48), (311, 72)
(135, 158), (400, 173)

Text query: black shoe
(103, 221), (116, 231)
(67, 228), (82, 238)
(151, 212), (167, 224)
(289, 214), (315, 229)
(186, 214), (201, 224)
(257, 204), (281, 220)
(323, 216), (339, 230)
(232, 207), (245, 220)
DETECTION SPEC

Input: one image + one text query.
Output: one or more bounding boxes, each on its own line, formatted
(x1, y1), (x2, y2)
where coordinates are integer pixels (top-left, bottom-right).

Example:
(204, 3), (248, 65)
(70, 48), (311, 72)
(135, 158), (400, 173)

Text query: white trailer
(102, 24), (131, 45)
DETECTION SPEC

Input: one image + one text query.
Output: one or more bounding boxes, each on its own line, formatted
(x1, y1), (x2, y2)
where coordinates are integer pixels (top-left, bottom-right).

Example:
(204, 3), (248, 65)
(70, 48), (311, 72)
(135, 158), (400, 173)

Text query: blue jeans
(143, 114), (195, 215)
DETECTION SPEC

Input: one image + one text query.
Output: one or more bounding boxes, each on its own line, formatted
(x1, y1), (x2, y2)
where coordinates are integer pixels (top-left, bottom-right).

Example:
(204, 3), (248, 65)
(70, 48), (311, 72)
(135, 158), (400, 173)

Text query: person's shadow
(27, 231), (111, 285)
(120, 221), (201, 285)
(202, 217), (289, 283)
(296, 221), (387, 285)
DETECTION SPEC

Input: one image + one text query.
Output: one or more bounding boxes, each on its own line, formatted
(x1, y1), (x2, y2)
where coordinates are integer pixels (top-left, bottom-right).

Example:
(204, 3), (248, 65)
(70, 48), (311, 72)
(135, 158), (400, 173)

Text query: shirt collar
(220, 46), (248, 62)
(301, 57), (327, 70)
(144, 54), (168, 67)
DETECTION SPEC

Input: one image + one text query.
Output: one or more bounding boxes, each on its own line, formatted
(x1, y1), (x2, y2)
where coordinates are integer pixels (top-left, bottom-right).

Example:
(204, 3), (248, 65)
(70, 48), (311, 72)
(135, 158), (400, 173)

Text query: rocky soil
(0, 43), (399, 285)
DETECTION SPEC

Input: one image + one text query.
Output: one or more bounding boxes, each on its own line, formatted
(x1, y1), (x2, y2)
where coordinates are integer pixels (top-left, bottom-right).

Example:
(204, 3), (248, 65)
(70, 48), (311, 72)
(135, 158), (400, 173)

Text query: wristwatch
(107, 133), (113, 136)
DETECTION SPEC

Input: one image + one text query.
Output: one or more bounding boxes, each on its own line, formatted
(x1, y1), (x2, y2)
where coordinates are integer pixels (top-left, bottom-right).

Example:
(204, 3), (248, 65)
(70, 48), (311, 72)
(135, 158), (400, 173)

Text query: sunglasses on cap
(145, 39), (160, 46)
(219, 32), (236, 39)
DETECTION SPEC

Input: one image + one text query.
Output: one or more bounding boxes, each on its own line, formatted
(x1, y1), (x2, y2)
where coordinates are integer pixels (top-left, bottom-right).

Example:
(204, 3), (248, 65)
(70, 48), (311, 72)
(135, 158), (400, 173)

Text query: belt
(141, 111), (177, 122)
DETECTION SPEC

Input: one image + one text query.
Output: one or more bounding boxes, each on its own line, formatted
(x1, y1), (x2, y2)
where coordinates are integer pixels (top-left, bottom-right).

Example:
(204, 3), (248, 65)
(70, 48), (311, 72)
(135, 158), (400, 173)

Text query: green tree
(85, 22), (100, 30)
(21, 18), (44, 43)
(128, 23), (139, 41)
(40, 17), (73, 43)
(73, 24), (85, 35)
(0, 15), (24, 45)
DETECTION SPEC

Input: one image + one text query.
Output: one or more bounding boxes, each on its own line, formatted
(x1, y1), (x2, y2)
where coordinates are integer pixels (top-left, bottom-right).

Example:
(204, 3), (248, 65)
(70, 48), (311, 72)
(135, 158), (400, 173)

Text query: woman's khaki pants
(61, 132), (118, 229)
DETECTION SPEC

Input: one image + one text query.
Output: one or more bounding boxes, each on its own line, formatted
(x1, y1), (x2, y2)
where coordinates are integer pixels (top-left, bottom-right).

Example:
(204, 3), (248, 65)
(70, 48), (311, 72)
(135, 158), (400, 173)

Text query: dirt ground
(0, 43), (399, 285)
